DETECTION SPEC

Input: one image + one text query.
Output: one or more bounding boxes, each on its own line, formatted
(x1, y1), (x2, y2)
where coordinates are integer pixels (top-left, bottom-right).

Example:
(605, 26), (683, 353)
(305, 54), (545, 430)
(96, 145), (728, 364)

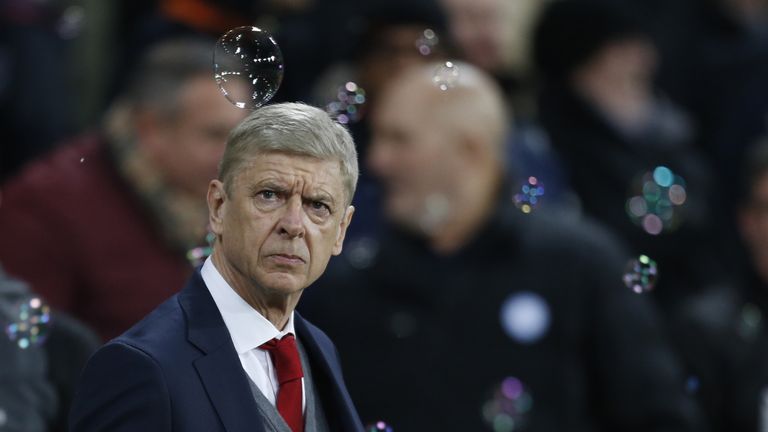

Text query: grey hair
(219, 102), (359, 204)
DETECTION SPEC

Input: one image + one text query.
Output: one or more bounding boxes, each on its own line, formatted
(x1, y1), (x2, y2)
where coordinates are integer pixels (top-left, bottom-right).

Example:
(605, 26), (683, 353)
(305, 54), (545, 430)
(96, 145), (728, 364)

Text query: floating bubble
(187, 231), (216, 267)
(5, 296), (51, 349)
(213, 26), (284, 109)
(513, 176), (545, 214)
(79, 157), (85, 163)
(642, 214), (663, 235)
(500, 292), (550, 344)
(738, 303), (762, 340)
(482, 377), (533, 432)
(345, 236), (379, 269)
(326, 81), (367, 125)
(622, 255), (658, 294)
(653, 166), (674, 187)
(433, 61), (460, 91)
(625, 167), (687, 234)
(685, 376), (700, 394)
(415, 28), (439, 56)
(57, 5), (85, 39)
(365, 421), (394, 432)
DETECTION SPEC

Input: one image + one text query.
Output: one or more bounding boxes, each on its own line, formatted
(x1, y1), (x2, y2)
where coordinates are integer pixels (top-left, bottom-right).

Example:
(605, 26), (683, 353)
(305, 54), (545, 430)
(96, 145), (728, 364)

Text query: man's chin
(260, 274), (307, 297)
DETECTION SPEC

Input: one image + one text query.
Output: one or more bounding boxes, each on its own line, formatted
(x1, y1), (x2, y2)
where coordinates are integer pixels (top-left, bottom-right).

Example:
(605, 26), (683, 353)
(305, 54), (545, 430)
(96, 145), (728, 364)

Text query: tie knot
(260, 334), (304, 384)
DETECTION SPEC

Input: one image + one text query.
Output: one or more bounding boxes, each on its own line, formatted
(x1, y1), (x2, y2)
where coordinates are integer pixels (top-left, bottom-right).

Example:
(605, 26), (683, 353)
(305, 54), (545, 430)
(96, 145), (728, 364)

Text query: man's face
(144, 75), (248, 197)
(442, 0), (504, 72)
(741, 172), (768, 280)
(209, 152), (354, 296)
(368, 84), (460, 231)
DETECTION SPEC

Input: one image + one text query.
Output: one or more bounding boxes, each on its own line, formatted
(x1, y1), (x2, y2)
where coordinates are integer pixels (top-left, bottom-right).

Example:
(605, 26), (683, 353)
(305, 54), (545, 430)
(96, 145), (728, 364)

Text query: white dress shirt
(201, 257), (306, 412)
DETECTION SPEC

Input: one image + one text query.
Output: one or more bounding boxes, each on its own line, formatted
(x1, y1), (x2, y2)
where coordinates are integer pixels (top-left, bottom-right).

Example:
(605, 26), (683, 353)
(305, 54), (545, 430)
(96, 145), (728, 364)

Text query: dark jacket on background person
(301, 197), (705, 431)
(0, 134), (194, 341)
(0, 265), (100, 432)
(537, 82), (724, 312)
(672, 263), (768, 432)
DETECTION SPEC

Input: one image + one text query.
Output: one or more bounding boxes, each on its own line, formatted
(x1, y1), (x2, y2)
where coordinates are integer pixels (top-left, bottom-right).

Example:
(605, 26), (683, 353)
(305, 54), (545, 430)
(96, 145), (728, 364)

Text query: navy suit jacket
(69, 271), (364, 432)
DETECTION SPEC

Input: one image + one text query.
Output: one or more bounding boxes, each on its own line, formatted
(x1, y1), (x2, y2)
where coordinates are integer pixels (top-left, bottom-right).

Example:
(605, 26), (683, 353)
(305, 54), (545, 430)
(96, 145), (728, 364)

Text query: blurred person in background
(673, 137), (768, 432)
(0, 38), (247, 341)
(0, 264), (100, 432)
(309, 0), (452, 242)
(301, 62), (704, 431)
(531, 0), (724, 314)
(0, 0), (80, 180)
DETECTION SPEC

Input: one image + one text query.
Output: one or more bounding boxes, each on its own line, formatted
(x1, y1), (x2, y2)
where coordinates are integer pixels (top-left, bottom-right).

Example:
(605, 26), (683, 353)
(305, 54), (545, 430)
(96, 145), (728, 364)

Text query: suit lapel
(295, 313), (363, 432)
(179, 271), (266, 432)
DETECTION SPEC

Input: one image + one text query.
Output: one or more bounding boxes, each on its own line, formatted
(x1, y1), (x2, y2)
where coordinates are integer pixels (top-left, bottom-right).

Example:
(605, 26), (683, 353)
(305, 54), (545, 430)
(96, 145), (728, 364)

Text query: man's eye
(259, 190), (277, 200)
(311, 201), (331, 214)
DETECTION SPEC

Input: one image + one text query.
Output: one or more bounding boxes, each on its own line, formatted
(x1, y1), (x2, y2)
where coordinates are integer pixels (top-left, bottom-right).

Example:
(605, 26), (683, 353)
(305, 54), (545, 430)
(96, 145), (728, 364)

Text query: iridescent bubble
(345, 236), (379, 269)
(482, 377), (533, 432)
(653, 166), (674, 187)
(622, 255), (658, 294)
(626, 167), (687, 234)
(500, 292), (550, 344)
(213, 26), (284, 109)
(415, 28), (440, 56)
(738, 303), (762, 340)
(668, 184), (687, 205)
(642, 214), (664, 235)
(5, 296), (51, 349)
(187, 231), (216, 267)
(326, 81), (367, 125)
(57, 5), (85, 39)
(685, 376), (700, 394)
(433, 61), (460, 91)
(513, 176), (545, 214)
(365, 421), (394, 432)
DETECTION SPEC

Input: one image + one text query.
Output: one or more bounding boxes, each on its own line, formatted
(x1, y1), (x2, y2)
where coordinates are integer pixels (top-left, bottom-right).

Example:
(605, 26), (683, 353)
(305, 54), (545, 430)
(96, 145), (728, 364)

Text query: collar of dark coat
(177, 270), (362, 431)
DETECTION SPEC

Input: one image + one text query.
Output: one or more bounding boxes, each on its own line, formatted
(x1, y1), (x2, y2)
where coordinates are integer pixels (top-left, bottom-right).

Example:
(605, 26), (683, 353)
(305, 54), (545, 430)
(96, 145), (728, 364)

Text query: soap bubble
(500, 292), (550, 344)
(187, 231), (216, 267)
(326, 81), (367, 125)
(5, 296), (51, 349)
(622, 255), (658, 294)
(57, 5), (85, 39)
(415, 28), (440, 56)
(482, 377), (533, 432)
(213, 26), (284, 109)
(625, 166), (687, 235)
(345, 236), (379, 269)
(433, 61), (460, 91)
(685, 376), (700, 394)
(738, 303), (762, 340)
(513, 177), (545, 214)
(365, 421), (394, 432)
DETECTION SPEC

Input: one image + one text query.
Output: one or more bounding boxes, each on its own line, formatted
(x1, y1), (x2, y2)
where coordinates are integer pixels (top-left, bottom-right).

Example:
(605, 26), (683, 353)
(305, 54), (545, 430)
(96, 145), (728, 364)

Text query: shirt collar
(201, 257), (296, 354)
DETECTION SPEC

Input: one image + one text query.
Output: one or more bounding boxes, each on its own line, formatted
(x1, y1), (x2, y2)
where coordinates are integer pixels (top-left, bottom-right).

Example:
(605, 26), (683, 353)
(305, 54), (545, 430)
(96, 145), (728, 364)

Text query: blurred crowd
(1, 0), (768, 430)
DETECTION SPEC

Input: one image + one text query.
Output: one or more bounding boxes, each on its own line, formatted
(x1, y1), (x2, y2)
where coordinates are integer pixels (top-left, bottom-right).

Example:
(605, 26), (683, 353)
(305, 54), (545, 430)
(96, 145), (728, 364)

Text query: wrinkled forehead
(233, 152), (346, 189)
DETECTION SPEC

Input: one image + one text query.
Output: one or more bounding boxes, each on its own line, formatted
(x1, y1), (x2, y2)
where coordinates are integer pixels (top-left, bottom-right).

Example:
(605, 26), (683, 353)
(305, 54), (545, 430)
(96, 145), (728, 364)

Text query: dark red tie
(260, 334), (304, 432)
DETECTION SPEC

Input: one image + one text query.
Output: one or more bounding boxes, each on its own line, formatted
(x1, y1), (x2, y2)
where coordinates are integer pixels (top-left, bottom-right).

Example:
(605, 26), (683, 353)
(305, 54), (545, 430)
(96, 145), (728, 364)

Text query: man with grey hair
(70, 102), (363, 432)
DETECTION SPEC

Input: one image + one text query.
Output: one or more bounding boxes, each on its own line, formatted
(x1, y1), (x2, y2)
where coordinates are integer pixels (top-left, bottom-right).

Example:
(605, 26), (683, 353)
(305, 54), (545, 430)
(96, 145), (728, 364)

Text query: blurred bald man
(302, 62), (704, 431)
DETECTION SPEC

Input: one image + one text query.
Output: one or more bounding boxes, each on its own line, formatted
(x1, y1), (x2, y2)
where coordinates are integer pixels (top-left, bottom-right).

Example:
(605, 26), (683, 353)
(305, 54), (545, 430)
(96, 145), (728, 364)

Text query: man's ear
(332, 205), (355, 256)
(208, 180), (227, 237)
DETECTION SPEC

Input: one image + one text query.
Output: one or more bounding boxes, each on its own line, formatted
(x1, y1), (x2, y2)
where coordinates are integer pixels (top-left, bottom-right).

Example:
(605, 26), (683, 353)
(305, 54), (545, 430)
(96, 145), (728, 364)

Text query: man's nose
(277, 196), (305, 239)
